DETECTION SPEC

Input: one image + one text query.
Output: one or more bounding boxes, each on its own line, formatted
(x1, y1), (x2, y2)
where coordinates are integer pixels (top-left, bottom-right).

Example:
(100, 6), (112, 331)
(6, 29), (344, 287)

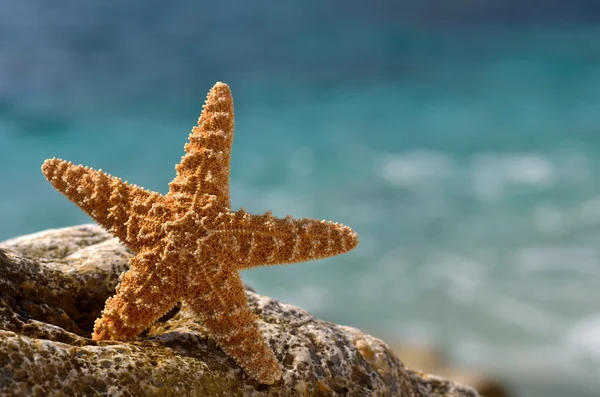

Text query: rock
(0, 225), (480, 397)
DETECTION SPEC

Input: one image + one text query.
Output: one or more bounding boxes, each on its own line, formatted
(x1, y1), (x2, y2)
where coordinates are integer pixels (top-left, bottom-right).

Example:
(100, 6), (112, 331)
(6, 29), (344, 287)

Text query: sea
(1, 2), (600, 396)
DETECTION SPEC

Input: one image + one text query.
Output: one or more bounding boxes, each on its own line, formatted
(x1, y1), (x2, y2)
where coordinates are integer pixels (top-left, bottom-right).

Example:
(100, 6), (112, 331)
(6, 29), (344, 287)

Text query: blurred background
(2, 1), (600, 396)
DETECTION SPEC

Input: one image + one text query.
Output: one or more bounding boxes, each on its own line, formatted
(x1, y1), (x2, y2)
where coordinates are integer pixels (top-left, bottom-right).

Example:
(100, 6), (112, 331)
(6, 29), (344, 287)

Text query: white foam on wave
(471, 152), (556, 201)
(375, 149), (454, 189)
(421, 252), (484, 303)
(493, 295), (562, 335)
(564, 314), (600, 358)
(514, 245), (600, 275)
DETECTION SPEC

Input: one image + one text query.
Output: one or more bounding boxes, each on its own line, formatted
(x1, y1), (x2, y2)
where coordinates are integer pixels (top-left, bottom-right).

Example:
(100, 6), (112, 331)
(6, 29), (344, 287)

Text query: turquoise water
(2, 8), (600, 396)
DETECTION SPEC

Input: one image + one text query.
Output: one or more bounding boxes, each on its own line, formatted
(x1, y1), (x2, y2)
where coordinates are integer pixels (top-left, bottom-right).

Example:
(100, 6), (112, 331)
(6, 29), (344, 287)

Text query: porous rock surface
(0, 225), (480, 397)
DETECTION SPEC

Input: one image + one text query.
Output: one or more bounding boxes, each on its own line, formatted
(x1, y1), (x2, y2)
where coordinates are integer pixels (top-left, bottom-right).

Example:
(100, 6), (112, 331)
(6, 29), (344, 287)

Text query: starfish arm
(185, 261), (282, 384)
(42, 158), (166, 251)
(168, 82), (234, 211)
(92, 248), (181, 341)
(210, 211), (359, 270)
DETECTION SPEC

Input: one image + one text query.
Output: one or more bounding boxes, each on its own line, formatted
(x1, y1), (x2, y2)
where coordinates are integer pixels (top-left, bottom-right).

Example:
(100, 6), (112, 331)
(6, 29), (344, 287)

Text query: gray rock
(0, 225), (480, 397)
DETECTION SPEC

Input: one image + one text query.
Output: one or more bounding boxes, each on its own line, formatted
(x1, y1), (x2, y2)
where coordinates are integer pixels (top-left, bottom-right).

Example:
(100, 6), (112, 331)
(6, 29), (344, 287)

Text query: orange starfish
(41, 82), (359, 384)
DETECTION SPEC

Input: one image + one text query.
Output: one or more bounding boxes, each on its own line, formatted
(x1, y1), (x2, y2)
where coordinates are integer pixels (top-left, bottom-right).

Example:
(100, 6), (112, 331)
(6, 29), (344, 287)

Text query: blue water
(2, 3), (600, 396)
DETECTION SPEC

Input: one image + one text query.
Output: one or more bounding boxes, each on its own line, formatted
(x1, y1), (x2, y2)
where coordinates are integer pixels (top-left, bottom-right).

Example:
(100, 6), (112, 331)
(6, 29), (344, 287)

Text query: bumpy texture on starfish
(41, 82), (359, 385)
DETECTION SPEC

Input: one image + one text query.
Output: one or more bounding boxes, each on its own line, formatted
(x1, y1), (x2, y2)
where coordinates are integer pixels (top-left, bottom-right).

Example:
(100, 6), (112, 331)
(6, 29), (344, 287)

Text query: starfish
(41, 82), (358, 384)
